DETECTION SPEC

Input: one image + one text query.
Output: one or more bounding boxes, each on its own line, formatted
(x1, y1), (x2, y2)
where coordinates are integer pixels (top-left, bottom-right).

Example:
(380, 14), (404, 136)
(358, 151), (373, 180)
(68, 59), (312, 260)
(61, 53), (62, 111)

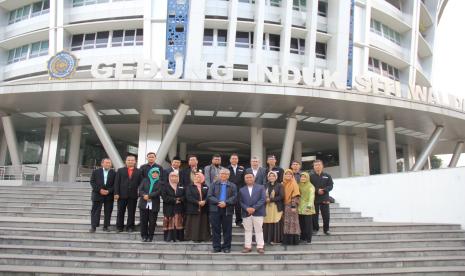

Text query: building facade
(0, 0), (461, 182)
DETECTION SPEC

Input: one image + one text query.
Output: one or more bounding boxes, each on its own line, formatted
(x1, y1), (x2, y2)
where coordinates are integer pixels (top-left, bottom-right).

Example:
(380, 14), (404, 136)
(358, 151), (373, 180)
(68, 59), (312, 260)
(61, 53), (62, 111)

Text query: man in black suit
(163, 156), (181, 182)
(140, 152), (164, 181)
(245, 156), (267, 185)
(227, 153), (245, 227)
(180, 155), (201, 187)
(89, 158), (116, 233)
(265, 155), (284, 183)
(114, 155), (143, 232)
(310, 159), (334, 235)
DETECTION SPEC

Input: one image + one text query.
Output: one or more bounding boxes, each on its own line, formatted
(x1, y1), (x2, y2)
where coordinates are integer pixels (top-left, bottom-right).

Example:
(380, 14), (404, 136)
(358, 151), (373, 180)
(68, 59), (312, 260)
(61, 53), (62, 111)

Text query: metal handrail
(0, 165), (40, 181)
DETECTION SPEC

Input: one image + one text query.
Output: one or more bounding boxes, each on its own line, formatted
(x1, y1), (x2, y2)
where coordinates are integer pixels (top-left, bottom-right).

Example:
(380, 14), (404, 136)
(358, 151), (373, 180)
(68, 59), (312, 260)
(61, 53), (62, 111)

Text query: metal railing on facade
(0, 165), (40, 181)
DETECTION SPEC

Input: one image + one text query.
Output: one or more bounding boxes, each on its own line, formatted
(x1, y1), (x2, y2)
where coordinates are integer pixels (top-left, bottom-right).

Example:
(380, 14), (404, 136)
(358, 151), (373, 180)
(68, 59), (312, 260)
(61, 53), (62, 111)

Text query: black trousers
(313, 203), (330, 233)
(210, 208), (233, 250)
(298, 214), (313, 242)
(116, 198), (137, 230)
(90, 198), (114, 228)
(234, 202), (243, 224)
(140, 208), (158, 239)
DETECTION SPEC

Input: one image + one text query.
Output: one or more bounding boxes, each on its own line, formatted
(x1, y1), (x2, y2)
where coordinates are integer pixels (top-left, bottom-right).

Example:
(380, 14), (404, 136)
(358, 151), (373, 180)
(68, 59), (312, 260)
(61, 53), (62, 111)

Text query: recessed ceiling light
(172, 109), (192, 115)
(397, 129), (415, 135)
(304, 117), (326, 123)
(320, 119), (344, 125)
(354, 122), (376, 128)
(260, 113), (282, 119)
(216, 111), (239, 117)
(60, 111), (84, 117)
(239, 112), (261, 118)
(41, 112), (64, 118)
(152, 109), (172, 115)
(295, 115), (308, 121)
(118, 109), (139, 115)
(79, 110), (104, 116)
(100, 109), (121, 116)
(367, 124), (384, 129)
(194, 110), (215, 116)
(394, 127), (407, 132)
(337, 121), (360, 126)
(22, 112), (46, 118)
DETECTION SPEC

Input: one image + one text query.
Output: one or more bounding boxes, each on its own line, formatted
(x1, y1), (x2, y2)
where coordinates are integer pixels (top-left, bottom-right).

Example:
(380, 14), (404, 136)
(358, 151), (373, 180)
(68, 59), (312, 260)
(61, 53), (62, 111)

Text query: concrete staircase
(0, 182), (465, 275)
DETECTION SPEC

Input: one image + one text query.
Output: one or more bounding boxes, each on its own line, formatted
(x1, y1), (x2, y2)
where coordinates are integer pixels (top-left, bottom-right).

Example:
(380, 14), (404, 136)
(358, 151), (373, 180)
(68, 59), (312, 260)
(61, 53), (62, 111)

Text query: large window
(370, 19), (401, 45)
(385, 0), (401, 10)
(262, 33), (280, 51)
(290, 38), (305, 55)
(70, 29), (143, 51)
(72, 0), (133, 7)
(203, 29), (214, 46)
(293, 0), (307, 11)
(316, 42), (327, 59)
(202, 29), (227, 47)
(217, 30), (228, 46)
(269, 0), (281, 7)
(8, 0), (49, 25)
(368, 57), (400, 81)
(7, 40), (49, 64)
(318, 1), (327, 17)
(236, 31), (254, 49)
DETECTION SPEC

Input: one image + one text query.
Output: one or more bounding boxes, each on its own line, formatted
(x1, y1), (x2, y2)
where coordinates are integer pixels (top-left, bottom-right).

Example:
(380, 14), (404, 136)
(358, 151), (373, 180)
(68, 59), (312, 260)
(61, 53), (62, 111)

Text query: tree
(430, 155), (443, 169)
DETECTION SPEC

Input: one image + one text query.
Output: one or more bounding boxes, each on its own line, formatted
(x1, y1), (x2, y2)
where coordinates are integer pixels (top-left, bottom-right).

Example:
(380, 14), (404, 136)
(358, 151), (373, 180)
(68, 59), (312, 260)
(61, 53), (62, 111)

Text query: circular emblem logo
(47, 51), (78, 79)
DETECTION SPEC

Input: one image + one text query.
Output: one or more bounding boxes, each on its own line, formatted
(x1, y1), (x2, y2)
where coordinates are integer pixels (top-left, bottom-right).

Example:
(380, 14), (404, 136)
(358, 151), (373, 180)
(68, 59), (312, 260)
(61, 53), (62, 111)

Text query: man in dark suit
(163, 156), (181, 182)
(114, 155), (143, 232)
(89, 158), (116, 233)
(140, 152), (164, 181)
(265, 155), (284, 183)
(245, 156), (267, 185)
(180, 155), (201, 187)
(208, 168), (237, 253)
(310, 159), (334, 235)
(239, 172), (266, 254)
(227, 153), (245, 227)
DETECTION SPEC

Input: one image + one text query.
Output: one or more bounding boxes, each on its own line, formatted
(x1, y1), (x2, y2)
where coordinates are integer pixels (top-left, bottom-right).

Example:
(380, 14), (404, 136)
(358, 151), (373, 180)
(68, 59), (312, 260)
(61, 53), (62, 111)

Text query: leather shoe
(324, 231), (331, 235)
(211, 249), (221, 253)
(102, 227), (110, 232)
(116, 228), (124, 233)
(242, 247), (252, 253)
(89, 228), (96, 233)
(223, 249), (231, 253)
(257, 248), (265, 254)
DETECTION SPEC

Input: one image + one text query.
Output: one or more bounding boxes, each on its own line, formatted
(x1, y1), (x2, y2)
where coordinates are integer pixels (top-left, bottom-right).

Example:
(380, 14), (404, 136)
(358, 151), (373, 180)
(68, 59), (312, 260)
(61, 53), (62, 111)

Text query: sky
(432, 0), (465, 167)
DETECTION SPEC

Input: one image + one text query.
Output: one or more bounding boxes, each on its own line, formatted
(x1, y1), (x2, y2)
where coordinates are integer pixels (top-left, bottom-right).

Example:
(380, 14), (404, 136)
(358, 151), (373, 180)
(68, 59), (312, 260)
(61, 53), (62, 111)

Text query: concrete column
(1, 116), (21, 166)
(137, 112), (163, 167)
(55, 0), (64, 52)
(385, 119), (397, 173)
(378, 141), (388, 174)
(403, 144), (416, 171)
(251, 125), (263, 162)
(144, 0), (168, 61)
(156, 103), (189, 165)
(304, 0), (318, 68)
(179, 142), (187, 161)
(40, 118), (61, 182)
(226, 0), (238, 64)
(67, 125), (82, 182)
(168, 136), (178, 161)
(0, 132), (7, 165)
(449, 141), (464, 168)
(280, 116), (297, 168)
(279, 0), (293, 68)
(184, 0), (206, 79)
(252, 0), (265, 64)
(412, 126), (444, 171)
(351, 128), (370, 176)
(338, 133), (351, 178)
(83, 102), (124, 169)
(48, 0), (57, 54)
(293, 141), (302, 163)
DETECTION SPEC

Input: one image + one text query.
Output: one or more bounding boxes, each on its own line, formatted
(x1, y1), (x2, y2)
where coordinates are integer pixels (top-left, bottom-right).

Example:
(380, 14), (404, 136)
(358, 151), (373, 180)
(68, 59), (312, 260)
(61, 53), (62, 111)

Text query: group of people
(89, 152), (334, 253)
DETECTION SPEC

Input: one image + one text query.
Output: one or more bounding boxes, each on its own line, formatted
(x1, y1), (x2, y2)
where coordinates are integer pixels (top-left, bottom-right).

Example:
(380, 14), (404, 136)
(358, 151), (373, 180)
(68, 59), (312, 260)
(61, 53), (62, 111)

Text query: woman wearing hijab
(263, 171), (284, 245)
(298, 172), (315, 244)
(282, 169), (301, 245)
(184, 172), (211, 242)
(161, 171), (185, 242)
(138, 167), (162, 242)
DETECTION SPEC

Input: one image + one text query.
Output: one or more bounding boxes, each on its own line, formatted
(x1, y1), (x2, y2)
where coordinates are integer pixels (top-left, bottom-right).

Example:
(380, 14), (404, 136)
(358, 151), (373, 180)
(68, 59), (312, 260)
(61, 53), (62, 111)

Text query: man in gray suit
(204, 154), (224, 187)
(245, 156), (267, 185)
